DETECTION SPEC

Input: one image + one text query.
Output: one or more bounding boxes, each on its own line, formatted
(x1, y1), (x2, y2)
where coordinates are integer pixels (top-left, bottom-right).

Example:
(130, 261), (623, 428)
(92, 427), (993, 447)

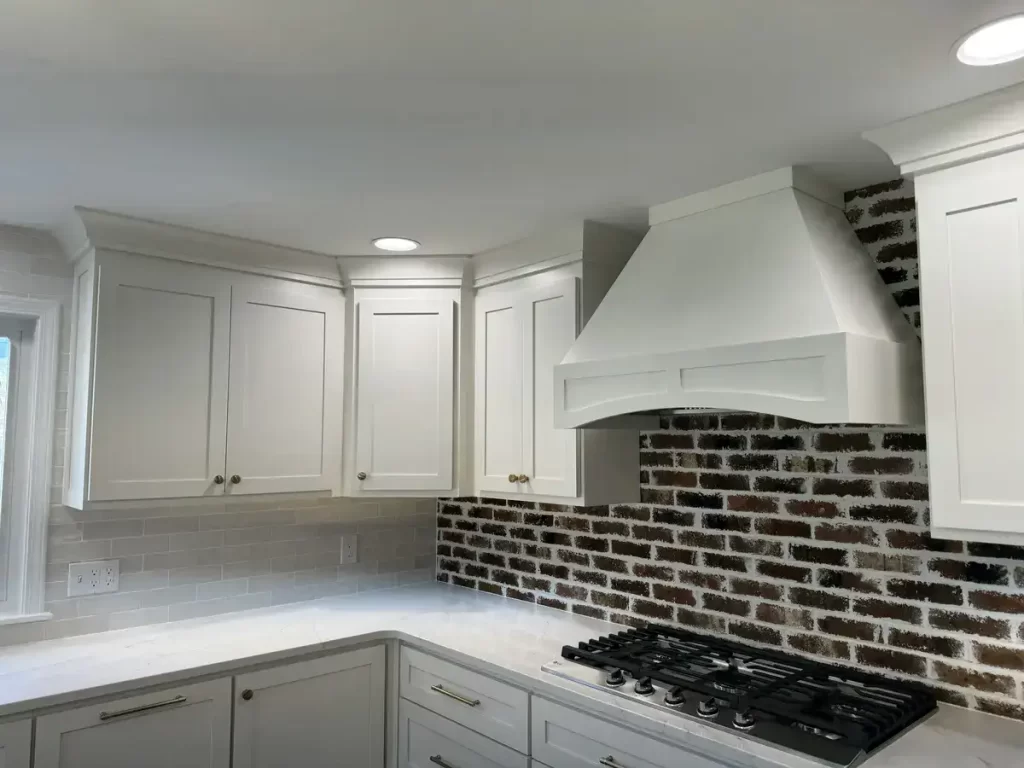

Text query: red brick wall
(438, 179), (1024, 720)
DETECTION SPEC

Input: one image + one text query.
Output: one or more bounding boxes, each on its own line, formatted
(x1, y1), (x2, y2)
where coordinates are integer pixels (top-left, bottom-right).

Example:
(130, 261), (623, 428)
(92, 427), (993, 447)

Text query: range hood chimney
(554, 167), (924, 428)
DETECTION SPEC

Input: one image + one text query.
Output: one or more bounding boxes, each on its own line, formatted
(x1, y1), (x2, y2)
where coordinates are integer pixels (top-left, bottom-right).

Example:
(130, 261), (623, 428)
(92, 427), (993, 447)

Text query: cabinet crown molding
(56, 208), (344, 288)
(336, 256), (469, 288)
(865, 81), (1024, 175)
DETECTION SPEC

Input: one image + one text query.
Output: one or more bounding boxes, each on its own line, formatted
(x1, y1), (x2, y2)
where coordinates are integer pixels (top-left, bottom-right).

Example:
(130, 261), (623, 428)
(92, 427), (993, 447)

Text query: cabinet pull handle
(429, 756), (457, 768)
(508, 473), (518, 483)
(357, 471), (367, 481)
(241, 689), (254, 701)
(230, 475), (242, 485)
(600, 757), (628, 768)
(99, 695), (187, 721)
(517, 474), (529, 483)
(213, 475), (224, 485)
(430, 684), (480, 707)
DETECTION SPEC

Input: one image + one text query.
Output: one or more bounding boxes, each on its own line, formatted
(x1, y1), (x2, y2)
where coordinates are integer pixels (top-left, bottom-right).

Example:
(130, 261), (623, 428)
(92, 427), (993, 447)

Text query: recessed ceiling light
(957, 15), (1024, 66)
(372, 237), (420, 252)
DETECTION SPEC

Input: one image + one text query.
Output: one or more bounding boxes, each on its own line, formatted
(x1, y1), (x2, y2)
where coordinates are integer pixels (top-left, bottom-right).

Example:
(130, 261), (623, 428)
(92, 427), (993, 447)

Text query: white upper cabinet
(63, 217), (346, 508)
(866, 83), (1024, 543)
(353, 297), (455, 492)
(0, 720), (30, 768)
(84, 254), (232, 502)
(471, 222), (647, 505)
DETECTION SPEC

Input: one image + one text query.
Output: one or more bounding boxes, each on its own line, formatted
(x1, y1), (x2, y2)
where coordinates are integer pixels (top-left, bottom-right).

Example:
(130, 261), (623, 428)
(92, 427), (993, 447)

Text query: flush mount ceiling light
(372, 237), (420, 252)
(957, 15), (1024, 66)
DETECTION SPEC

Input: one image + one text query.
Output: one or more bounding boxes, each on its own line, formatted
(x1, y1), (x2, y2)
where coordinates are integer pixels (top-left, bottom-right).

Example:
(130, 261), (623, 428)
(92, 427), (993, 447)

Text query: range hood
(553, 167), (924, 428)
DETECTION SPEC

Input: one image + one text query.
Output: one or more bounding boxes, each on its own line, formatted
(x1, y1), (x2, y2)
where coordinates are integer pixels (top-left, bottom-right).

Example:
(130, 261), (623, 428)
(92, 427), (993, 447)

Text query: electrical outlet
(340, 535), (358, 565)
(67, 560), (119, 597)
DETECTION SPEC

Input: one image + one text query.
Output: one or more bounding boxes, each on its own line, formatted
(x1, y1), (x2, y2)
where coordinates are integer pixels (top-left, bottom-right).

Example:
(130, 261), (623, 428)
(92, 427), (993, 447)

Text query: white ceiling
(5, 0), (1024, 256)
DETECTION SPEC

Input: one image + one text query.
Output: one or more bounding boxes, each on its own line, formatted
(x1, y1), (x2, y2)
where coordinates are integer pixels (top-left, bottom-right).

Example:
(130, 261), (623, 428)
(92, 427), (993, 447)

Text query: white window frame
(0, 295), (60, 621)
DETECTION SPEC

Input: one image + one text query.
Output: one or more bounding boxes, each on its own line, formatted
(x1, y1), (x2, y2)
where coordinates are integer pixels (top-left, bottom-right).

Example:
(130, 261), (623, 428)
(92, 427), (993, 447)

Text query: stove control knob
(605, 669), (626, 688)
(633, 676), (655, 696)
(696, 699), (720, 719)
(664, 686), (686, 707)
(733, 710), (756, 730)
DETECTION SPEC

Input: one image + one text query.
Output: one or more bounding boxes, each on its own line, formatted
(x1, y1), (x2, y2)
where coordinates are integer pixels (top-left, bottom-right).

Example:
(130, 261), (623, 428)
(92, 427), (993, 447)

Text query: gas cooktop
(542, 623), (936, 767)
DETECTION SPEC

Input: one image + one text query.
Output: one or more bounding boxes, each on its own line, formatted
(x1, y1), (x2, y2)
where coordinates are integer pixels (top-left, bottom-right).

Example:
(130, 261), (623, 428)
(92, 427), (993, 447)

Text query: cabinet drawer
(400, 647), (528, 752)
(399, 700), (527, 768)
(35, 678), (231, 768)
(532, 697), (735, 768)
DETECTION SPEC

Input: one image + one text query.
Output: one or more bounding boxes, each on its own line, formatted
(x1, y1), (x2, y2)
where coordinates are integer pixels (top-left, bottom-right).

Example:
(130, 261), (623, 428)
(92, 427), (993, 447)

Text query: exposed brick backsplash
(437, 178), (1024, 720)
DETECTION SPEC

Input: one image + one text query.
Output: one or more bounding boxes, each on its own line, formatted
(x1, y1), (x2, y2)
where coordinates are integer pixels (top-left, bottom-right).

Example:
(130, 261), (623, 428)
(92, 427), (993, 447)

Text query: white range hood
(553, 167), (924, 428)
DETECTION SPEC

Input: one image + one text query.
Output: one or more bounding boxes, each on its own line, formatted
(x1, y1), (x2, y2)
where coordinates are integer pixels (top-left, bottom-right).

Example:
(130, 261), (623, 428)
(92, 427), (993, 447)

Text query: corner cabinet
(866, 83), (1024, 544)
(65, 250), (344, 508)
(471, 222), (647, 505)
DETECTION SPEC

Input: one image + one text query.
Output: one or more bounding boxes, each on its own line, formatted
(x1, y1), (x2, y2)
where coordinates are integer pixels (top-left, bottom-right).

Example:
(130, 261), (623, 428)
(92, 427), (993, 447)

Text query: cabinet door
(225, 282), (344, 495)
(474, 292), (524, 494)
(89, 257), (230, 501)
(354, 299), (455, 492)
(0, 720), (30, 768)
(521, 278), (579, 497)
(233, 646), (386, 768)
(398, 700), (528, 768)
(35, 679), (231, 768)
(918, 154), (1024, 538)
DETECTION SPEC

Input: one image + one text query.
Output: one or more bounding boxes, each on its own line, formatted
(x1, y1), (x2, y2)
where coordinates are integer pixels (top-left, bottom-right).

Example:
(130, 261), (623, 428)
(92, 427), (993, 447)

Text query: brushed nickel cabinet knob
(357, 471), (367, 481)
(230, 475), (242, 485)
(518, 474), (529, 483)
(241, 689), (253, 701)
(213, 475), (224, 485)
(508, 474), (518, 483)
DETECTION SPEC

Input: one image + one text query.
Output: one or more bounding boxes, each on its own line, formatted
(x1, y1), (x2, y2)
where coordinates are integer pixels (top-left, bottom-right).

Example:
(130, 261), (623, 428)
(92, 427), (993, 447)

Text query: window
(0, 297), (60, 621)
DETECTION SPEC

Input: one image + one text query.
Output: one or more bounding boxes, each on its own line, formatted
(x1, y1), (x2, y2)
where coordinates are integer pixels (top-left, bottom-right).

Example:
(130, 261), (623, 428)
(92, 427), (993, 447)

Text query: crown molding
(864, 81), (1024, 175)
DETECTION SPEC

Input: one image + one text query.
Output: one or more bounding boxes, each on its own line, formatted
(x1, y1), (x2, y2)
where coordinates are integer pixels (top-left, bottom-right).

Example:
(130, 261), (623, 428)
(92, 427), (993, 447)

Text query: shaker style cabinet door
(34, 679), (231, 768)
(520, 278), (579, 497)
(233, 646), (386, 768)
(0, 720), (30, 768)
(474, 292), (525, 494)
(224, 281), (344, 496)
(353, 299), (455, 492)
(88, 256), (231, 501)
(916, 153), (1024, 539)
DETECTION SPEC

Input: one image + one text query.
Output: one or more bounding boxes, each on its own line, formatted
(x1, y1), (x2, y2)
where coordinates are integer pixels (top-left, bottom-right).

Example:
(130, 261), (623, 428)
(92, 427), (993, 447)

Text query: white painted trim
(864, 81), (1024, 175)
(0, 611), (52, 627)
(0, 295), (60, 619)
(473, 251), (582, 289)
(58, 208), (343, 287)
(649, 166), (842, 225)
(472, 223), (585, 284)
(338, 256), (468, 288)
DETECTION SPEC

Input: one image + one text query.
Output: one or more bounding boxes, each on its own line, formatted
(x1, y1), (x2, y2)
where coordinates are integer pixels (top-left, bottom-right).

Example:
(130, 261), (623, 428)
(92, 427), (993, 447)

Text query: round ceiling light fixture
(957, 14), (1024, 66)
(372, 236), (420, 252)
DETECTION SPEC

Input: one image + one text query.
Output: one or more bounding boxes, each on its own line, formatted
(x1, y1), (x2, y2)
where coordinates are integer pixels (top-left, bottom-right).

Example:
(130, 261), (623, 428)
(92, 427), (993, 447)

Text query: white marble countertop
(0, 583), (1020, 767)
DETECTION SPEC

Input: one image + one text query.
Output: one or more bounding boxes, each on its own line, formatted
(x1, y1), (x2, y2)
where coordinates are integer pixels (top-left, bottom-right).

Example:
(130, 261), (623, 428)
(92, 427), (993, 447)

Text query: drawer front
(399, 700), (528, 768)
(400, 647), (528, 752)
(532, 697), (734, 768)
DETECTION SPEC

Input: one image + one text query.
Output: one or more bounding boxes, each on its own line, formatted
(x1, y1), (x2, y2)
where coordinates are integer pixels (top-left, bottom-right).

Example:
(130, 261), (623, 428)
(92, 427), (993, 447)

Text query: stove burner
(664, 686), (685, 708)
(732, 710), (756, 731)
(553, 621), (937, 766)
(633, 676), (654, 696)
(604, 668), (625, 688)
(696, 698), (720, 719)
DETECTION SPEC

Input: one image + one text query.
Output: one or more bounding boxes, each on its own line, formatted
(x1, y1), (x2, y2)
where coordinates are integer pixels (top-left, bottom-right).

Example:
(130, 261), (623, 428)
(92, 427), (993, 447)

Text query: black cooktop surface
(557, 623), (936, 766)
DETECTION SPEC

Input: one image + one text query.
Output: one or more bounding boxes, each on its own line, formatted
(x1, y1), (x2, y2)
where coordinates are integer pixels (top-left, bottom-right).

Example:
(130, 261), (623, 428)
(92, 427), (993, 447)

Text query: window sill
(0, 612), (52, 627)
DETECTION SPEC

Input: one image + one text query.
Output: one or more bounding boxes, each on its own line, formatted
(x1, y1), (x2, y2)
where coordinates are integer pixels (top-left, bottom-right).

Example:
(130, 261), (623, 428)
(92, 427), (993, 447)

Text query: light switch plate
(68, 560), (119, 597)
(340, 535), (358, 565)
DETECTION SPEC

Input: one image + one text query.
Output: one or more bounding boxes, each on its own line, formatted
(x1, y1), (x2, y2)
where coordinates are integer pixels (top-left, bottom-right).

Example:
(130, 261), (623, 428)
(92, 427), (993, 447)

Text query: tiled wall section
(438, 179), (1024, 721)
(0, 228), (435, 646)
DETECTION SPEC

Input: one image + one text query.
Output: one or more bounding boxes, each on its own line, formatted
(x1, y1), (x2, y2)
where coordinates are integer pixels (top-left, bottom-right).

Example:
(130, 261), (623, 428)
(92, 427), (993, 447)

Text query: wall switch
(68, 560), (119, 597)
(340, 535), (358, 565)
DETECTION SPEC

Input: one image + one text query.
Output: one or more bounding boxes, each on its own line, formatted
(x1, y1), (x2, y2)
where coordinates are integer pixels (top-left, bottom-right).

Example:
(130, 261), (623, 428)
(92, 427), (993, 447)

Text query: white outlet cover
(68, 560), (119, 597)
(340, 535), (359, 565)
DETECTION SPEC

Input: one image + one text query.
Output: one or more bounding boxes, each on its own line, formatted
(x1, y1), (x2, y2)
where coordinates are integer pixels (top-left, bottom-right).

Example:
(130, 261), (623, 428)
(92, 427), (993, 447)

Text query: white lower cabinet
(531, 697), (734, 768)
(398, 700), (528, 768)
(233, 646), (386, 768)
(34, 679), (231, 768)
(0, 720), (30, 768)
